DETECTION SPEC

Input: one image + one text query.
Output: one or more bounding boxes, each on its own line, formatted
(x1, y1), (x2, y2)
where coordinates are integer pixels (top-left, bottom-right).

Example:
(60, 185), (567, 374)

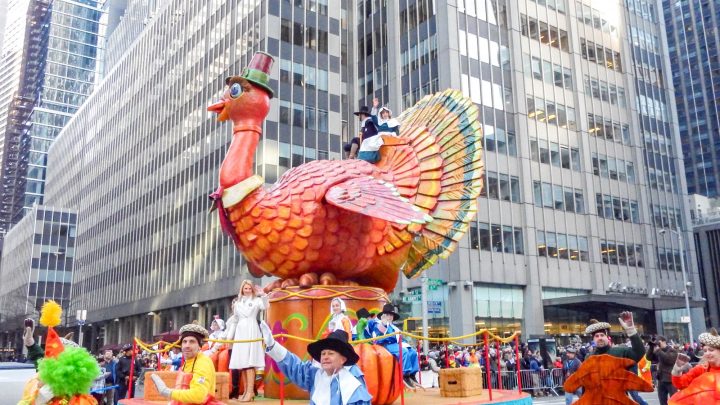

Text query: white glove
(618, 311), (637, 336)
(36, 384), (54, 405)
(259, 321), (275, 348)
(23, 319), (35, 347)
(151, 373), (173, 398)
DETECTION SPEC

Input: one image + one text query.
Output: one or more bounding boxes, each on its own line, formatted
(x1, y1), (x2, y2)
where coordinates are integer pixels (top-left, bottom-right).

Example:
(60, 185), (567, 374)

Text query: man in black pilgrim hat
(260, 321), (372, 405)
(354, 105), (381, 163)
(369, 303), (421, 388)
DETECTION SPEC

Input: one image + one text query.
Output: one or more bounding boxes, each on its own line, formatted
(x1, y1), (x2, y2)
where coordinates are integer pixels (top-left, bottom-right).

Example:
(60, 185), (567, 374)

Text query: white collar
(311, 366), (361, 405)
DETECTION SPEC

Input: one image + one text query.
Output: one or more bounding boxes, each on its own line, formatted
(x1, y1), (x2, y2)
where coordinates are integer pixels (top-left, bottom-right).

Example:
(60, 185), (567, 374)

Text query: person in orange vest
(638, 355), (653, 387)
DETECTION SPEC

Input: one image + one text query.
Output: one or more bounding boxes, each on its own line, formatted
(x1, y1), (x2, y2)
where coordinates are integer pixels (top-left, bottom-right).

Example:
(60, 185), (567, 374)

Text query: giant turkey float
(207, 51), (484, 403)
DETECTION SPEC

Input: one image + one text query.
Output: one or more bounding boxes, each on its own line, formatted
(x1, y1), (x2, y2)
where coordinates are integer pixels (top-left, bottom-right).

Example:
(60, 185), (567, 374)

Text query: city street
(533, 391), (660, 404)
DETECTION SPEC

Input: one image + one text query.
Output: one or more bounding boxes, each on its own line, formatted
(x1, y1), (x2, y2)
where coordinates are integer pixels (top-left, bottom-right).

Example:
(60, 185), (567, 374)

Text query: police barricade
(515, 368), (564, 396)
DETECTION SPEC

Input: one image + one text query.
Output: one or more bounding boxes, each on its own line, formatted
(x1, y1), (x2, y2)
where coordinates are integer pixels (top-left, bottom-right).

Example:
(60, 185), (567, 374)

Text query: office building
(0, 0), (102, 239)
(40, 0), (346, 350)
(0, 205), (77, 353)
(662, 0), (720, 198)
(359, 0), (702, 342)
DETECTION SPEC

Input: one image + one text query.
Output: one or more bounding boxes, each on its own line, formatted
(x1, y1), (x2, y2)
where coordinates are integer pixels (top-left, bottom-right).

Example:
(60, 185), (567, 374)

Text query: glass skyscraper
(357, 0), (702, 341)
(0, 0), (102, 238)
(663, 0), (720, 197)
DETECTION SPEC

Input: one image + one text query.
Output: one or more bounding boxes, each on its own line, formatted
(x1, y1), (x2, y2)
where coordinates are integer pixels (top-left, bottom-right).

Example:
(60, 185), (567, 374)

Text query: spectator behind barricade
(646, 335), (677, 405)
(101, 349), (117, 405)
(419, 354), (440, 388)
(563, 347), (582, 405)
(92, 355), (108, 403)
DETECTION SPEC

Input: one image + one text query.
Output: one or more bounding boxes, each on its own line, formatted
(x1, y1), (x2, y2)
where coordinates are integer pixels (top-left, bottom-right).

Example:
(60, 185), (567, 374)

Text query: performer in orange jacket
(669, 329), (720, 404)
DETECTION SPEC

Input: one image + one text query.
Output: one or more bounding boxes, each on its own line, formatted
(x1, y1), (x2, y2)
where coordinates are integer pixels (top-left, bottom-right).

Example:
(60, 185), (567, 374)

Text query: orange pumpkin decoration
(669, 369), (720, 405)
(354, 343), (403, 405)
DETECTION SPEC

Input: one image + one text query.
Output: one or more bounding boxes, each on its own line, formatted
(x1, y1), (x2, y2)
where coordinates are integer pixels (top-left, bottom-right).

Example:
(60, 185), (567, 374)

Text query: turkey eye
(229, 83), (242, 99)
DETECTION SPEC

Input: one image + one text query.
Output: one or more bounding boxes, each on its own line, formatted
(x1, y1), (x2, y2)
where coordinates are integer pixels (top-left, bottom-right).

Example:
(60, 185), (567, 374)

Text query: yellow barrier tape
(268, 286), (390, 303)
(134, 329), (520, 353)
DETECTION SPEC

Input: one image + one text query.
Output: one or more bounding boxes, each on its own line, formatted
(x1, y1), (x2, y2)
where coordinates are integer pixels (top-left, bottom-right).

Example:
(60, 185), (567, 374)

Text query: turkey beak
(208, 100), (229, 121)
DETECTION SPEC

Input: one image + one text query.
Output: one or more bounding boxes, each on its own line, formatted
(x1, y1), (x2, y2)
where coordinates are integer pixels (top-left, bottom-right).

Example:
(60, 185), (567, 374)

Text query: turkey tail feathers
(396, 89), (484, 278)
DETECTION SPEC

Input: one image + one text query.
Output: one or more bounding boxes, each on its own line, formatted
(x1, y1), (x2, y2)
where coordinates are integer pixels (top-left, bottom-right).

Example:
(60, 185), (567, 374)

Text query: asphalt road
(532, 390), (660, 404)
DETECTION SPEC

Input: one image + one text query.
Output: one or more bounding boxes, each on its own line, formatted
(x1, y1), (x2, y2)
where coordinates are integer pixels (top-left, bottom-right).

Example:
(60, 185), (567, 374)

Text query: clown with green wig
(19, 300), (101, 405)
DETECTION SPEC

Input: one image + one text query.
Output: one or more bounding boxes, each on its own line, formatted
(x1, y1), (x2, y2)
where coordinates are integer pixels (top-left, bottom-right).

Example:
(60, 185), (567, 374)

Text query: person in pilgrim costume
(204, 316), (226, 355)
(260, 321), (372, 405)
(225, 279), (269, 401)
(368, 303), (421, 388)
(355, 99), (404, 164)
(326, 297), (353, 340)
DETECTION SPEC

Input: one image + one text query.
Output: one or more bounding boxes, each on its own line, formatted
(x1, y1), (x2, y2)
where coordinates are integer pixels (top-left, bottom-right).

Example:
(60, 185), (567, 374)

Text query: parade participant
(354, 105), (380, 163)
(369, 304), (421, 388)
(225, 279), (268, 401)
(326, 297), (353, 340)
(18, 301), (100, 405)
(353, 308), (371, 340)
(647, 335), (677, 405)
(259, 321), (373, 405)
(373, 98), (400, 136)
(585, 312), (647, 404)
(343, 137), (360, 159)
(671, 328), (720, 390)
(150, 324), (223, 405)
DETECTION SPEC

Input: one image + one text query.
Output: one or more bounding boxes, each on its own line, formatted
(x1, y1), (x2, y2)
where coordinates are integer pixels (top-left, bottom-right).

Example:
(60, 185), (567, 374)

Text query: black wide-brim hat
(356, 308), (371, 319)
(307, 330), (359, 365)
(379, 303), (399, 321)
(354, 105), (372, 116)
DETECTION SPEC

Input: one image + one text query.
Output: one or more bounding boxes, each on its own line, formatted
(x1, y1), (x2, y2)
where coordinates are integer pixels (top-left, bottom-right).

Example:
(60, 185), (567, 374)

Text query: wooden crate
(439, 367), (483, 397)
(215, 372), (230, 400)
(144, 371), (177, 401)
(143, 371), (231, 401)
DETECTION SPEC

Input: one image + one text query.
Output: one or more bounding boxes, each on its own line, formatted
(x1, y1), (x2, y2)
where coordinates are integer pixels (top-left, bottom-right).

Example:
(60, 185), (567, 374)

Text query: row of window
(630, 26), (660, 53)
(524, 54), (573, 90)
(643, 131), (674, 157)
(520, 15), (570, 52)
(401, 34), (437, 76)
(532, 181), (585, 214)
(657, 247), (683, 271)
(580, 39), (622, 72)
(647, 166), (678, 193)
(584, 76), (627, 107)
(651, 205), (682, 229)
(361, 63), (388, 96)
(536, 230), (589, 261)
(481, 171), (521, 203)
(459, 31), (505, 69)
(399, 0), (433, 33)
(278, 101), (329, 132)
(601, 240), (645, 267)
(625, 0), (657, 23)
(280, 19), (329, 53)
(279, 60), (329, 91)
(526, 97), (577, 130)
(530, 139), (581, 171)
(484, 126), (517, 157)
(290, 0), (329, 15)
(529, 0), (566, 13)
(591, 153), (636, 183)
(576, 2), (618, 36)
(469, 222), (524, 254)
(463, 75), (511, 112)
(636, 94), (669, 122)
(595, 194), (641, 223)
(402, 78), (439, 110)
(587, 114), (631, 145)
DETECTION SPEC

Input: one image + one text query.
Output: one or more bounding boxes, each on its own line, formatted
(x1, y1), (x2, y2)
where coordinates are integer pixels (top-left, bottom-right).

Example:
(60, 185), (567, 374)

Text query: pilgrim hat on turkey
(353, 106), (372, 116)
(308, 329), (360, 366)
(307, 329), (359, 365)
(379, 303), (400, 321)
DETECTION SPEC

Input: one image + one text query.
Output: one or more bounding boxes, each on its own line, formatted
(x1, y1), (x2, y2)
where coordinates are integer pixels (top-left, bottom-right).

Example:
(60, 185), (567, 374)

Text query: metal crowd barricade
(515, 368), (564, 396)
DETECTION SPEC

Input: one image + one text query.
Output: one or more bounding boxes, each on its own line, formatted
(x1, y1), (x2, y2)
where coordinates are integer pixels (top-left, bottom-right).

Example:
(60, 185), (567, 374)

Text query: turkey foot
(263, 272), (360, 293)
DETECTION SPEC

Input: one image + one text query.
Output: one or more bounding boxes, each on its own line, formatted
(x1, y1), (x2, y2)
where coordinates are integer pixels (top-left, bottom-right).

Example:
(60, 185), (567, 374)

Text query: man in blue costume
(369, 304), (421, 388)
(260, 321), (372, 405)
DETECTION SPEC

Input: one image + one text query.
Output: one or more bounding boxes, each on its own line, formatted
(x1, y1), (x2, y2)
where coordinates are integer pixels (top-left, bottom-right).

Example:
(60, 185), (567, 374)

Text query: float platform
(121, 388), (532, 405)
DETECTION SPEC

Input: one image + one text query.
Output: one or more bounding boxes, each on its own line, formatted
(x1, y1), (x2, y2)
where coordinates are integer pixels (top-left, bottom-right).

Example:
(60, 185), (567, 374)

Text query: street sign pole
(421, 274), (429, 354)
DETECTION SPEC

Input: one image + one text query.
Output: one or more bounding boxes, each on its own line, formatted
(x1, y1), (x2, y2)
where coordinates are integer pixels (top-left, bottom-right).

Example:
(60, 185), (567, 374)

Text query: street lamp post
(76, 309), (87, 348)
(659, 228), (694, 345)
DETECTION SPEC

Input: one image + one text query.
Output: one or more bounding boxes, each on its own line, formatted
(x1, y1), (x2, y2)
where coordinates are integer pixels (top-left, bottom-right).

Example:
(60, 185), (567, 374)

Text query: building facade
(41, 0), (347, 350)
(368, 0), (703, 342)
(0, 0), (102, 240)
(0, 205), (77, 353)
(663, 0), (720, 198)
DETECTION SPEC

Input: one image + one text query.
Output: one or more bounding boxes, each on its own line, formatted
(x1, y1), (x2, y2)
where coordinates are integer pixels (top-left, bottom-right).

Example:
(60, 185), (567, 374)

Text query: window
(537, 230), (546, 256)
(479, 223), (491, 250)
